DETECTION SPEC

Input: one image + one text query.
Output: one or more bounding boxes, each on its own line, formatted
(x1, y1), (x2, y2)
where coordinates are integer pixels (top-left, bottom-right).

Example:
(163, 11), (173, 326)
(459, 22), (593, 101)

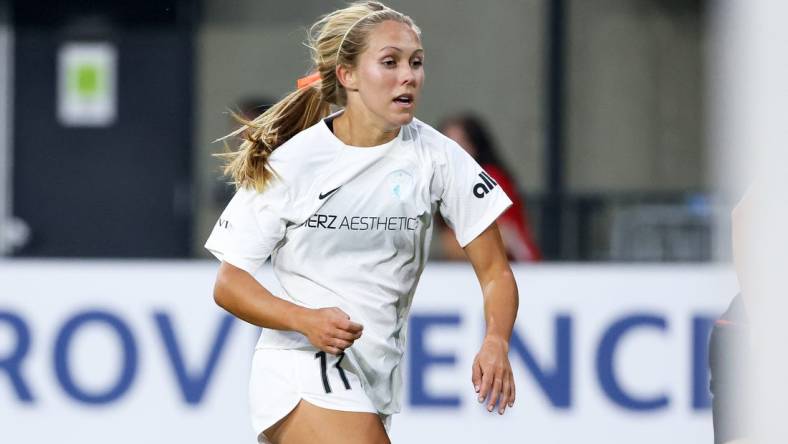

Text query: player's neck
(333, 108), (399, 148)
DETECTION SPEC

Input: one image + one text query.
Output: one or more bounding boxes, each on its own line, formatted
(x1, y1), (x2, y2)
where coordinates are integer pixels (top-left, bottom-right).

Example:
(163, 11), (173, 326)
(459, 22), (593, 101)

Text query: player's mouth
(392, 93), (415, 110)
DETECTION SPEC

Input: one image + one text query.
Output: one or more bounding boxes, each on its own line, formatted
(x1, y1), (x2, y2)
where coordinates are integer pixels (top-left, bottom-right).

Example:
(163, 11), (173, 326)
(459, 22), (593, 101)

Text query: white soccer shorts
(249, 347), (389, 444)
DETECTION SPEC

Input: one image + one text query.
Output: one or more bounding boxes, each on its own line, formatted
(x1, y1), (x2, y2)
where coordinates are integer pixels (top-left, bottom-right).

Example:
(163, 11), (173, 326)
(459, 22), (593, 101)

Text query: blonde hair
(216, 1), (422, 192)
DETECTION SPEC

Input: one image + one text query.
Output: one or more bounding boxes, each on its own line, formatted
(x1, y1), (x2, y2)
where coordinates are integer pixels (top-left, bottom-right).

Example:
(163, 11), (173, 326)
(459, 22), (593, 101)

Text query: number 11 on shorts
(315, 351), (352, 393)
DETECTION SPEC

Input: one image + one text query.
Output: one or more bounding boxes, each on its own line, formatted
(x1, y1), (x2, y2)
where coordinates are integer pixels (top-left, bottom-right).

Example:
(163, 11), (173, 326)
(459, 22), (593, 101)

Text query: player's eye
(411, 58), (423, 68)
(382, 59), (396, 68)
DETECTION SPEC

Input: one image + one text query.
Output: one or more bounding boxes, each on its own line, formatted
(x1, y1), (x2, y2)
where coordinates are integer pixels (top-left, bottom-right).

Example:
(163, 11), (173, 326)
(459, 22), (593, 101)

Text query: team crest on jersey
(386, 169), (414, 200)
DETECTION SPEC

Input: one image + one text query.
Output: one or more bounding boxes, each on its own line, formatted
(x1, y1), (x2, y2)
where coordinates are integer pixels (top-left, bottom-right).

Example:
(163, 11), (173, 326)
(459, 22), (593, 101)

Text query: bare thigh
(264, 400), (390, 444)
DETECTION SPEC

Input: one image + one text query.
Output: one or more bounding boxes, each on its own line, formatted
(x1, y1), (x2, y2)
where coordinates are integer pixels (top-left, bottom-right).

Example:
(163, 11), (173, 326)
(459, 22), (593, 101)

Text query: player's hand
(472, 335), (515, 415)
(300, 307), (363, 355)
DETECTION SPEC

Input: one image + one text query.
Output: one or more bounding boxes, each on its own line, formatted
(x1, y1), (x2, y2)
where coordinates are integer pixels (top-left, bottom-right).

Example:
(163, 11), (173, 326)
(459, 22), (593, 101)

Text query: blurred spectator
(437, 113), (541, 261)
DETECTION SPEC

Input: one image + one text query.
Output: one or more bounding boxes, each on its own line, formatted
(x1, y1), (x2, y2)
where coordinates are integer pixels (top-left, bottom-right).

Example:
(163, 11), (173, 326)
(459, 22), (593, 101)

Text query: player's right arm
(213, 261), (363, 355)
(207, 185), (363, 356)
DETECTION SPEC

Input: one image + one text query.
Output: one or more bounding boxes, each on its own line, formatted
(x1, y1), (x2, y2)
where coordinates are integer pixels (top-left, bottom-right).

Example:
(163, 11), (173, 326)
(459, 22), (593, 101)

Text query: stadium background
(0, 0), (775, 442)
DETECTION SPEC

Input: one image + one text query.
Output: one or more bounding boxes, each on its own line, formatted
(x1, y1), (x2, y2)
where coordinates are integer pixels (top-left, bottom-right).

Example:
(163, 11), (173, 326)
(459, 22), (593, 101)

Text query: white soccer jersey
(205, 111), (512, 415)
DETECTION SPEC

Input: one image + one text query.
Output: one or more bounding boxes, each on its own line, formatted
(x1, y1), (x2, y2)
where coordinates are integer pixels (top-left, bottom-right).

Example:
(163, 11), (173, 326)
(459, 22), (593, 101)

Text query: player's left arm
(464, 221), (519, 415)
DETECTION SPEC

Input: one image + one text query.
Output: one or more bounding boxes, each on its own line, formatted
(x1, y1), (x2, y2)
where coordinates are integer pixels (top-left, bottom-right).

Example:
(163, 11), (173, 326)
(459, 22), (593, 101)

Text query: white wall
(566, 0), (705, 193)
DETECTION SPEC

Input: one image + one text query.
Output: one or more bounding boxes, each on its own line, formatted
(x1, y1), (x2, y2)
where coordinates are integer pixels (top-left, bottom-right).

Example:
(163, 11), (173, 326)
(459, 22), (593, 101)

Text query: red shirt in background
(483, 164), (542, 261)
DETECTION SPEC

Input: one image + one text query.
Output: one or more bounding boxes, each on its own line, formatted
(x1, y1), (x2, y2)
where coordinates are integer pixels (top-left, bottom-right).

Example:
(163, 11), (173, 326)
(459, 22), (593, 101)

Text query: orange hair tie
(297, 71), (322, 89)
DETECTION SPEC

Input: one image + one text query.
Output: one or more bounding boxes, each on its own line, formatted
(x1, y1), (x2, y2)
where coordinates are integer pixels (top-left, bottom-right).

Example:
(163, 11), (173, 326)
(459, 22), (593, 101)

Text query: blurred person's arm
(464, 223), (519, 415)
(709, 295), (751, 444)
(708, 190), (753, 444)
(731, 187), (753, 310)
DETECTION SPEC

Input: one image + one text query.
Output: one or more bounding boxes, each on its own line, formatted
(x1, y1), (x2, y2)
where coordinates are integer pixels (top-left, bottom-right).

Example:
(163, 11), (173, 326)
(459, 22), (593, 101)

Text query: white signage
(0, 262), (736, 443)
(57, 43), (117, 127)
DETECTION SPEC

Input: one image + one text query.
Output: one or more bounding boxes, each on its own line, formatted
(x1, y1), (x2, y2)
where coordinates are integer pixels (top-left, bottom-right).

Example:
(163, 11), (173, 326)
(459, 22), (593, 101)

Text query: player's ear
(336, 64), (358, 92)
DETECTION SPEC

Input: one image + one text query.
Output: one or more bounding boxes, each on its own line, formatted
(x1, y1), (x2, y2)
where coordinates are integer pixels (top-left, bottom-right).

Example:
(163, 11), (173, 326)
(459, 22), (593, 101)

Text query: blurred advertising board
(0, 262), (734, 443)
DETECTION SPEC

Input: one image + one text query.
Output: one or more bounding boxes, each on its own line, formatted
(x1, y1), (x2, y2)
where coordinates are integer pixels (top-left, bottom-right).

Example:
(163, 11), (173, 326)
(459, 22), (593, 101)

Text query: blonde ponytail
(215, 85), (329, 192)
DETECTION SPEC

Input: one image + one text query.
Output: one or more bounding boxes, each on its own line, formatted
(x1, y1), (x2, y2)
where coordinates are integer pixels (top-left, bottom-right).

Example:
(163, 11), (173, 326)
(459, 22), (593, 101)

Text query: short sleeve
(204, 183), (289, 275)
(435, 141), (513, 247)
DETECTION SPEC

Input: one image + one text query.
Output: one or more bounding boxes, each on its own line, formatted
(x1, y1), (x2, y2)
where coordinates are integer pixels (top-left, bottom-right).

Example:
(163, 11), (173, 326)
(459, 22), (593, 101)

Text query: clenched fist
(299, 307), (364, 355)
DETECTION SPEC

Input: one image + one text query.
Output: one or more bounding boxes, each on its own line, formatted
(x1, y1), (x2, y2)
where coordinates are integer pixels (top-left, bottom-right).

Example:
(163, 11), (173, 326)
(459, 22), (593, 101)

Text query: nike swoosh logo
(319, 186), (341, 200)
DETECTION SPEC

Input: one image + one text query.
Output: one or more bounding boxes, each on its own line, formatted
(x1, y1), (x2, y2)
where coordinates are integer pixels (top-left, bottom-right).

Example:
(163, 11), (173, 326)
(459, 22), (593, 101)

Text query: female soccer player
(206, 2), (519, 443)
